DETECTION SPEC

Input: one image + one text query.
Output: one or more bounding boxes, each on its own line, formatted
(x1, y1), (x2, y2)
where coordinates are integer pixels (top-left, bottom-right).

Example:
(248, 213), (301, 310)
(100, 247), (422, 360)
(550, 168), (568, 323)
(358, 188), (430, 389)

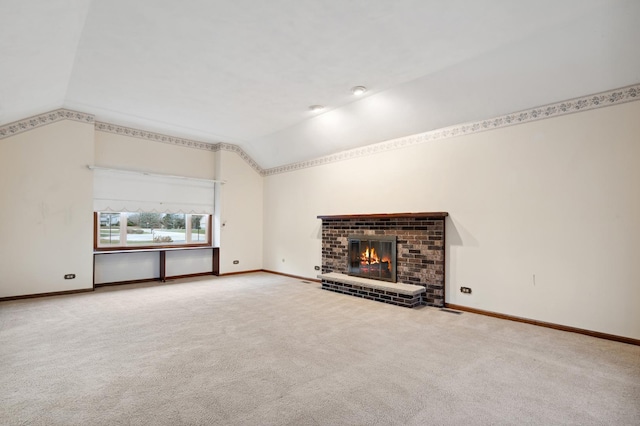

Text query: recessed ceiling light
(351, 86), (367, 95)
(309, 105), (325, 112)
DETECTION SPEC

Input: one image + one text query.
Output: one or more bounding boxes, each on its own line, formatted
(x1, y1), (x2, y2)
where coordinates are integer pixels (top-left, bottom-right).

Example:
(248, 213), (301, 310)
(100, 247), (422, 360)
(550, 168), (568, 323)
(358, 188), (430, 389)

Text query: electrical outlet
(64, 274), (76, 280)
(233, 260), (239, 264)
(314, 266), (320, 271)
(460, 286), (472, 294)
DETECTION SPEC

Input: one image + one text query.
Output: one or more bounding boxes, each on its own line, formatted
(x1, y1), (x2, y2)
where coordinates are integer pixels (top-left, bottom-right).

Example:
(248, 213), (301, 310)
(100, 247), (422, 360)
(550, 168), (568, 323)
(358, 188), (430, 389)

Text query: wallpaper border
(262, 83), (640, 176)
(2, 83), (638, 177)
(0, 109), (95, 139)
(93, 122), (264, 175)
(94, 121), (218, 152)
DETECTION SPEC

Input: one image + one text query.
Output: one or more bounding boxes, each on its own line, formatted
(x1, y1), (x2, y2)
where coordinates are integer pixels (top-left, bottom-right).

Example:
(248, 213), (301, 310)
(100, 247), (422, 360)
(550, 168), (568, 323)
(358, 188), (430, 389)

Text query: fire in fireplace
(347, 235), (397, 282)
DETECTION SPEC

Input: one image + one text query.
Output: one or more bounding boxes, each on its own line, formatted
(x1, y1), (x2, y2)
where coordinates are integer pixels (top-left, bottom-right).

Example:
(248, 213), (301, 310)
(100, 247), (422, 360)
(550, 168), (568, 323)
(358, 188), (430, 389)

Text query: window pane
(156, 213), (186, 244)
(99, 213), (120, 246)
(125, 212), (167, 245)
(191, 215), (207, 243)
(123, 212), (149, 245)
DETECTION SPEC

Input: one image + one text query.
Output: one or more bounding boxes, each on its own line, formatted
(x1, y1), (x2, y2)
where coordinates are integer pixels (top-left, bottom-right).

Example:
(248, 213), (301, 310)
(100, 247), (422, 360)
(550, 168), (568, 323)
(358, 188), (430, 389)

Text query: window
(96, 212), (211, 249)
(91, 166), (215, 250)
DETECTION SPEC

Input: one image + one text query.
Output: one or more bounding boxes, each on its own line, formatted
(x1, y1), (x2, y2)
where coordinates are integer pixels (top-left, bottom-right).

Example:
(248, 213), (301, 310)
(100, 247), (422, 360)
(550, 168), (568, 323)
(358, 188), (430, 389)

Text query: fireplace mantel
(317, 212), (448, 220)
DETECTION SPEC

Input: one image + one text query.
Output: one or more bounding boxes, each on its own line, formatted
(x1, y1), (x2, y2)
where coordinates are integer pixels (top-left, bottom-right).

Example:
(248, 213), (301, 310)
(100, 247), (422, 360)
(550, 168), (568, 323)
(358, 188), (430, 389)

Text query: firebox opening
(347, 235), (397, 283)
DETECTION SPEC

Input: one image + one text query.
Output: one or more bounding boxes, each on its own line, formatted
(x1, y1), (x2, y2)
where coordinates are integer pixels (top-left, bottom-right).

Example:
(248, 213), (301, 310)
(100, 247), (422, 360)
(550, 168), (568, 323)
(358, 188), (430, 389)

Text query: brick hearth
(317, 213), (447, 307)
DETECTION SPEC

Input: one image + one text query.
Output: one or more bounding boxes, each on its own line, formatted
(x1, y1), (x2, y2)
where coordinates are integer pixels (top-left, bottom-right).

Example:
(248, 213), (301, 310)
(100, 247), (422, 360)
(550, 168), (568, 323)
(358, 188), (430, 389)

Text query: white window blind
(92, 167), (215, 214)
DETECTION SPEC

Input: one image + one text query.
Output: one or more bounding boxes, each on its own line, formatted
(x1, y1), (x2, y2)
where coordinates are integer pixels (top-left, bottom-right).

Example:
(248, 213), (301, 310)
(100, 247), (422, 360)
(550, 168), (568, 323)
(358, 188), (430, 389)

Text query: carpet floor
(1, 272), (639, 425)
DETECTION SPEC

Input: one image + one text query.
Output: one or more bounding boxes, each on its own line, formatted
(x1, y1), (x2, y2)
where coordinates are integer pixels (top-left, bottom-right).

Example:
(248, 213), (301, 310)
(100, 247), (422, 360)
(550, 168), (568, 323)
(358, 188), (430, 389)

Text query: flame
(361, 247), (378, 264)
(361, 247), (391, 264)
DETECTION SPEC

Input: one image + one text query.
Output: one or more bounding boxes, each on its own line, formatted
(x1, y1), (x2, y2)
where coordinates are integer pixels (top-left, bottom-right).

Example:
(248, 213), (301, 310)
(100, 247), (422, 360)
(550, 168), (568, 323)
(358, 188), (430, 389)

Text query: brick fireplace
(317, 212), (447, 307)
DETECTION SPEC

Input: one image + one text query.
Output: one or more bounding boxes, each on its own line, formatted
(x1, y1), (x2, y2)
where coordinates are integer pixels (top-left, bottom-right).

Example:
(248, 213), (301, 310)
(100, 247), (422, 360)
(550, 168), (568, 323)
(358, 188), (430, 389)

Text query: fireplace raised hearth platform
(319, 272), (426, 308)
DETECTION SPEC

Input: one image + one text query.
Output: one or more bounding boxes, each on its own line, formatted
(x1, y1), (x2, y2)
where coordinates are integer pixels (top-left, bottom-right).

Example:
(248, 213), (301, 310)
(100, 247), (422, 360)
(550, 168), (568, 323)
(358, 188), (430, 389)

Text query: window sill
(94, 245), (215, 254)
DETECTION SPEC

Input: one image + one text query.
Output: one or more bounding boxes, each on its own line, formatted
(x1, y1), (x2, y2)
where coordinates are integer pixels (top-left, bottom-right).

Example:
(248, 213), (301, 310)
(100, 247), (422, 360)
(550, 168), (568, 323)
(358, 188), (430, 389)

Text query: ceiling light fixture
(351, 86), (367, 95)
(309, 105), (325, 113)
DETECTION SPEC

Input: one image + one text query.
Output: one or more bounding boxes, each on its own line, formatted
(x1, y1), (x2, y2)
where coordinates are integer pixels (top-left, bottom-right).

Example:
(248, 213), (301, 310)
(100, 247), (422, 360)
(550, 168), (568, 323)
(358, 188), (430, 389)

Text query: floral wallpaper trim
(2, 83), (638, 176)
(261, 83), (639, 176)
(93, 122), (264, 175)
(95, 122), (217, 152)
(0, 109), (95, 139)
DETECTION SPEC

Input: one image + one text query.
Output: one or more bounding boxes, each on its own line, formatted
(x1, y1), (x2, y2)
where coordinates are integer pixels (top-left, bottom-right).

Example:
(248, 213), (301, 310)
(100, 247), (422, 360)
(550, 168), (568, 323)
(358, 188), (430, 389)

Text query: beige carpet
(1, 272), (639, 425)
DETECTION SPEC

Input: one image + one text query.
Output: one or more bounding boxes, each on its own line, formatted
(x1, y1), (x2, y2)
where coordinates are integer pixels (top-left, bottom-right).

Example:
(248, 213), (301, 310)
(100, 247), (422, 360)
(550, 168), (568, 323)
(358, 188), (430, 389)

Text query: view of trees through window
(98, 212), (209, 248)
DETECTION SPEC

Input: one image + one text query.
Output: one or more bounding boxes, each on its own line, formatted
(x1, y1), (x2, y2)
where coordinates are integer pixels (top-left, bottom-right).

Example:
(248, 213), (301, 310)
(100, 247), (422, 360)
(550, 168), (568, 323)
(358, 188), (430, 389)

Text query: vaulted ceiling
(2, 0), (639, 169)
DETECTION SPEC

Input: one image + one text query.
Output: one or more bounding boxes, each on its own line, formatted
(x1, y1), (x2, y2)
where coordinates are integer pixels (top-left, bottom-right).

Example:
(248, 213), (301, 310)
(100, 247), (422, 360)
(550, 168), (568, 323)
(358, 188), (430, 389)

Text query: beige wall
(215, 150), (263, 274)
(1, 124), (264, 294)
(0, 120), (95, 297)
(263, 101), (640, 340)
(94, 131), (216, 180)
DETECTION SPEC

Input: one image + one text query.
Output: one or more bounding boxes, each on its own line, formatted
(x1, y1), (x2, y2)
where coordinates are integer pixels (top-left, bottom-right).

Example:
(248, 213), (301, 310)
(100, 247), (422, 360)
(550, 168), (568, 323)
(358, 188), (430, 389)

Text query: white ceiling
(2, 0), (639, 169)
